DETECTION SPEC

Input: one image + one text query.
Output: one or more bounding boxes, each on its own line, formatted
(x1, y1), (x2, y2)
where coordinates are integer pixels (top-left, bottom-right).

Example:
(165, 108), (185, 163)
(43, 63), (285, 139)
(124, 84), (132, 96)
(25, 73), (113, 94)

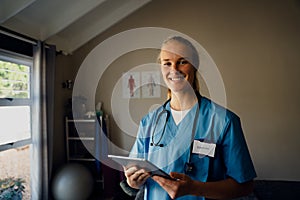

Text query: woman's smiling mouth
(168, 75), (185, 81)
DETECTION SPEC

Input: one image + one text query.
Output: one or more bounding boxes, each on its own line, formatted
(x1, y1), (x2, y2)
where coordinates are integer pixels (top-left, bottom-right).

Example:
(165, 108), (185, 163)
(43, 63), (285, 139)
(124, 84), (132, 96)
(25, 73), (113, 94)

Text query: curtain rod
(0, 26), (38, 45)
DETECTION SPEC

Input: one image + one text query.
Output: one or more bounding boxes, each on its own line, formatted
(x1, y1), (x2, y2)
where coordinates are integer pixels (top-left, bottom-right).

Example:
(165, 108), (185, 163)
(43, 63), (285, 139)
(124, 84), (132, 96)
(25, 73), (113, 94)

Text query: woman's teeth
(170, 77), (184, 81)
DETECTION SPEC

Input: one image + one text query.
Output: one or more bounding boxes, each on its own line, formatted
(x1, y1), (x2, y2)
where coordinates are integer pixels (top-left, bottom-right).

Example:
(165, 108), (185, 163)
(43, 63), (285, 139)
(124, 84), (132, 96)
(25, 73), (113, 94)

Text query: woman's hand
(153, 173), (254, 199)
(124, 166), (151, 189)
(152, 172), (194, 199)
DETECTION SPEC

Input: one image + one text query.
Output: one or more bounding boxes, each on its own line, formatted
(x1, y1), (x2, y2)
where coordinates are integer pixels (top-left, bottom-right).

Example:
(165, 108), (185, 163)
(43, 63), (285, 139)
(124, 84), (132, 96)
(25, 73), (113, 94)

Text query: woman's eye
(178, 60), (188, 65)
(163, 62), (172, 66)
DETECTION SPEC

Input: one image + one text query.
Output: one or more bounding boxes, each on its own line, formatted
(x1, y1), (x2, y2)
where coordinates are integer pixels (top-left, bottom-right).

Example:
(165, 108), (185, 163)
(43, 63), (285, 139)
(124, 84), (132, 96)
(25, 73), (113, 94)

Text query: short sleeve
(129, 114), (152, 158)
(130, 119), (146, 158)
(221, 115), (257, 183)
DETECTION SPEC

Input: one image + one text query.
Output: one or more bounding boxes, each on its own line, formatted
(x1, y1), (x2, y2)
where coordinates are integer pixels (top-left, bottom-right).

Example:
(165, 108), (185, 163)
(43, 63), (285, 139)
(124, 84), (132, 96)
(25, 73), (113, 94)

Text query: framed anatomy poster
(141, 71), (160, 98)
(122, 72), (140, 98)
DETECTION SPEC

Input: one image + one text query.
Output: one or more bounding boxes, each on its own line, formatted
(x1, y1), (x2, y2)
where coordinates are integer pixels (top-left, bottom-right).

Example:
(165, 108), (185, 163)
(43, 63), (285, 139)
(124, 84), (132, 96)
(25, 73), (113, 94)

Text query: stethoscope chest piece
(184, 162), (194, 174)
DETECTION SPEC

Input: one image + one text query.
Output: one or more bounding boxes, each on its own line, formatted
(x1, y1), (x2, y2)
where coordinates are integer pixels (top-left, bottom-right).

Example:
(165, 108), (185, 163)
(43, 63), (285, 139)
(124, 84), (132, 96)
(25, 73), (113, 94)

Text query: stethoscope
(150, 92), (201, 174)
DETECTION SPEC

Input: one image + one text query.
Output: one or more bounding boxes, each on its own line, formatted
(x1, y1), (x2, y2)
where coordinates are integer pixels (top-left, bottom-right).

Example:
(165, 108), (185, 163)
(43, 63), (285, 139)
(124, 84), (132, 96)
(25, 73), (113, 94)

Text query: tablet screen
(108, 155), (172, 179)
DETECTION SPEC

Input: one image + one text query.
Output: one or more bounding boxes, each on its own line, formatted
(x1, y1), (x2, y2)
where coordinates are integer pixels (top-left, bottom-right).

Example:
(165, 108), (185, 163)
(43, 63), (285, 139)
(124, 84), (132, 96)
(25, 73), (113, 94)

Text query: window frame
(0, 49), (33, 151)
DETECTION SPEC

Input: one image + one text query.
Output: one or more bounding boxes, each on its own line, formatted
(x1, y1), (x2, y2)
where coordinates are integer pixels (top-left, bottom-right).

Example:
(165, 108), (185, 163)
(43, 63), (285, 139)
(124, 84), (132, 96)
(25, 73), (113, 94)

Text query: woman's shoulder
(200, 96), (240, 121)
(140, 104), (165, 123)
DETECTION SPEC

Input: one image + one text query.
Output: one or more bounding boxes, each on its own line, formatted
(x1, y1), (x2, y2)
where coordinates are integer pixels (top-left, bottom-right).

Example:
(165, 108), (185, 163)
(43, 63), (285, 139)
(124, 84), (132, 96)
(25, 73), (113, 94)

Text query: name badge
(192, 140), (216, 157)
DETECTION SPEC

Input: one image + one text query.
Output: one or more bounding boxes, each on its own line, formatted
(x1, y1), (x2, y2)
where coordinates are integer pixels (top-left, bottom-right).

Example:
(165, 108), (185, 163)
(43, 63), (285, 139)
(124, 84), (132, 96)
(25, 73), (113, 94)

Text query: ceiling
(0, 0), (151, 54)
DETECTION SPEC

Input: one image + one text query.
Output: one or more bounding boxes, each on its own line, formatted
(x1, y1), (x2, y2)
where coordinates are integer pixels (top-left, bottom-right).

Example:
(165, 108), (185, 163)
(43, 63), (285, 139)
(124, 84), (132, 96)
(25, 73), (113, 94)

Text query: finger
(136, 171), (151, 182)
(152, 176), (180, 199)
(128, 168), (144, 181)
(170, 172), (186, 180)
(125, 166), (139, 177)
(142, 171), (151, 179)
(152, 175), (174, 186)
(152, 175), (163, 182)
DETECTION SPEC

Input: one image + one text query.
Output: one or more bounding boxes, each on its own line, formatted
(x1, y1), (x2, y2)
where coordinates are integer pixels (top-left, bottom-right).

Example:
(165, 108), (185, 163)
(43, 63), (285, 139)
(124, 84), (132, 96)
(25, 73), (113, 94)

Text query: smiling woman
(158, 36), (200, 102)
(124, 36), (257, 200)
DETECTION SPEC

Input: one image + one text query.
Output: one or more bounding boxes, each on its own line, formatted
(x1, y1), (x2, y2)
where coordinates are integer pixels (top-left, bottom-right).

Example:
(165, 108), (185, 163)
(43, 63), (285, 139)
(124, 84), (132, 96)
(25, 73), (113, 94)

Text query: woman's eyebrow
(162, 57), (187, 62)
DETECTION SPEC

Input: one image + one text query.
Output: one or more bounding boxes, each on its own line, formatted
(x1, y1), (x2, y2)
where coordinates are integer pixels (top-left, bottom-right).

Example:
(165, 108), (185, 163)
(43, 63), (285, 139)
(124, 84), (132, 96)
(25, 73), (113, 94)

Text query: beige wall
(55, 0), (300, 180)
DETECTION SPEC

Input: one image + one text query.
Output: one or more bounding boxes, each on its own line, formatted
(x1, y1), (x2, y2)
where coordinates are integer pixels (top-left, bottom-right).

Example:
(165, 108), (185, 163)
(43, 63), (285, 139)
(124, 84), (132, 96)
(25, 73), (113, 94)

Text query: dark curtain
(31, 41), (55, 199)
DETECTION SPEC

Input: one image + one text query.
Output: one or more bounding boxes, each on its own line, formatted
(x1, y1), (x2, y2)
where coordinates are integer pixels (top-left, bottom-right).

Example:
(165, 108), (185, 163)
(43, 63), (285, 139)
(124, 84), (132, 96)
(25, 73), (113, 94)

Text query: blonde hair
(158, 36), (200, 99)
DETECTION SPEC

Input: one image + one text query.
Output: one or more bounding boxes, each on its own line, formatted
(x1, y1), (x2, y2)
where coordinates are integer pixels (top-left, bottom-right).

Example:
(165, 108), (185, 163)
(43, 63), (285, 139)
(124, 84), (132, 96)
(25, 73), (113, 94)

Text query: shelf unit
(65, 116), (105, 189)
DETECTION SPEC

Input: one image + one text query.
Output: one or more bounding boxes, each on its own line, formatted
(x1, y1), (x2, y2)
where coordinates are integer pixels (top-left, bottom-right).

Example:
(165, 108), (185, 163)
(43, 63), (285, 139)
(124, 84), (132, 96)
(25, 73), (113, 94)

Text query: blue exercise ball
(52, 163), (94, 200)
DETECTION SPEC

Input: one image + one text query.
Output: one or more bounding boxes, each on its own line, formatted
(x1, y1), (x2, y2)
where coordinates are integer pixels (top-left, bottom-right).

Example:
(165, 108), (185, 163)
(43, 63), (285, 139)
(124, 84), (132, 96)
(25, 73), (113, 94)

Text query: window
(0, 50), (32, 199)
(0, 60), (30, 98)
(0, 51), (32, 148)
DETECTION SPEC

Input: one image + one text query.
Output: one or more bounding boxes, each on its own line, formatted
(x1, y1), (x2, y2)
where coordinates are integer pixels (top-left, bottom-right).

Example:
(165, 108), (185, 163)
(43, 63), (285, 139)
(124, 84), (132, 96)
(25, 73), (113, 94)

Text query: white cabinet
(65, 116), (105, 189)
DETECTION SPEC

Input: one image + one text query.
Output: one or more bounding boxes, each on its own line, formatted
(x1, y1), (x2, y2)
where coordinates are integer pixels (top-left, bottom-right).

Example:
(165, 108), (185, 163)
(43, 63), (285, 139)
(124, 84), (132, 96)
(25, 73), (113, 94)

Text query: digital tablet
(108, 155), (173, 179)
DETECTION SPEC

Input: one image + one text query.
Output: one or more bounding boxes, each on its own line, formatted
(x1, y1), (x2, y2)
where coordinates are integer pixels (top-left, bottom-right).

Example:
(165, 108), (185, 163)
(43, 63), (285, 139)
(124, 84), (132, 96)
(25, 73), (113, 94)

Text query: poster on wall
(122, 72), (140, 98)
(141, 71), (160, 98)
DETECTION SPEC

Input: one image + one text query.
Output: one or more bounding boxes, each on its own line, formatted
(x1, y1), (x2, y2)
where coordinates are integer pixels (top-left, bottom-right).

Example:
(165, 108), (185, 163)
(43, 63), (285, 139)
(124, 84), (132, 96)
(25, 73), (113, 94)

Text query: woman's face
(160, 40), (196, 94)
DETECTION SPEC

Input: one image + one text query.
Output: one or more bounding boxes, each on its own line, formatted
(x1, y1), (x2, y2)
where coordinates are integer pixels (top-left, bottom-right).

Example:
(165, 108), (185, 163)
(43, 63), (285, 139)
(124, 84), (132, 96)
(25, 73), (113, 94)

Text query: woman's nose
(170, 63), (179, 71)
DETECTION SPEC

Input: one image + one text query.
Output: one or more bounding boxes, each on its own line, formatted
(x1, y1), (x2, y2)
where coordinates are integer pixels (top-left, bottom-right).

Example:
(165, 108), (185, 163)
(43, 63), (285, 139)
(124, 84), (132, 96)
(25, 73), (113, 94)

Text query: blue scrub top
(130, 96), (257, 200)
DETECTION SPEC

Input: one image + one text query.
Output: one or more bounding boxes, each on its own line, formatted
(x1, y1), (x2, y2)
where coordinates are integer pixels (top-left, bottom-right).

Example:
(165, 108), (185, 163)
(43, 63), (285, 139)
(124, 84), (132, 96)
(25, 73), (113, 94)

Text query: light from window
(0, 49), (33, 200)
(0, 106), (31, 145)
(0, 60), (30, 99)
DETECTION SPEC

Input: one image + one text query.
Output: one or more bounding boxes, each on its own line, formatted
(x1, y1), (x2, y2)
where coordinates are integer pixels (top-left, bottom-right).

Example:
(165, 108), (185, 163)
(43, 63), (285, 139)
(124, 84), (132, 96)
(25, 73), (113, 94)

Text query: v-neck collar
(166, 102), (198, 129)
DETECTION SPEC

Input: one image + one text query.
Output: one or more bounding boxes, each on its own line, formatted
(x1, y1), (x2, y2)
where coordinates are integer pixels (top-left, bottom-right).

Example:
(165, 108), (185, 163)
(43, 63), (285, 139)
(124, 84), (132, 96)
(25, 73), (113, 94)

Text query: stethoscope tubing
(150, 100), (171, 147)
(150, 92), (201, 174)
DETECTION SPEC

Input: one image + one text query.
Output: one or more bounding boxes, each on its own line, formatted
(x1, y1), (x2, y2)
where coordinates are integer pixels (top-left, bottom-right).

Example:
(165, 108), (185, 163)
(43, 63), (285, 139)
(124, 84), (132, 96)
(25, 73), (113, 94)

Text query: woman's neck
(170, 91), (198, 111)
